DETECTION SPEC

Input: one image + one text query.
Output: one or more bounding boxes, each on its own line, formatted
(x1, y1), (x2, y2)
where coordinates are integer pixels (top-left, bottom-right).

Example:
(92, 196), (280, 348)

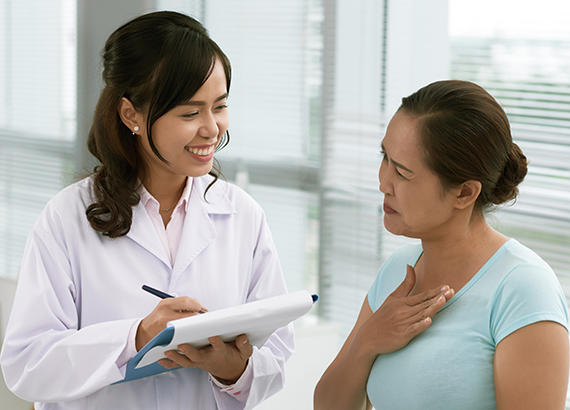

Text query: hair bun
(491, 143), (528, 204)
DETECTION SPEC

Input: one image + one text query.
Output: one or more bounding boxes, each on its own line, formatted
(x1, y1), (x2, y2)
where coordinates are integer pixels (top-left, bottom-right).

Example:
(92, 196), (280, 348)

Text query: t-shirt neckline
(411, 238), (515, 312)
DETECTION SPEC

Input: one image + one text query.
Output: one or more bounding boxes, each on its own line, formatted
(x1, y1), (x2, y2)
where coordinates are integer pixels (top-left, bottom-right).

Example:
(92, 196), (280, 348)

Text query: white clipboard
(134, 290), (317, 369)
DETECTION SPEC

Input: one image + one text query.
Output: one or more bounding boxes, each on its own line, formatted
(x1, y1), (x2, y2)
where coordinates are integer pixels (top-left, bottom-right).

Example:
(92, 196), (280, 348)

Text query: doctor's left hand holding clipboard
(130, 284), (255, 385)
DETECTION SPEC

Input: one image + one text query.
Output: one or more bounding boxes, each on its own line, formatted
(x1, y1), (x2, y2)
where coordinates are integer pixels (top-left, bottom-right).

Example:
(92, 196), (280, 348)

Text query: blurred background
(1, 0), (569, 408)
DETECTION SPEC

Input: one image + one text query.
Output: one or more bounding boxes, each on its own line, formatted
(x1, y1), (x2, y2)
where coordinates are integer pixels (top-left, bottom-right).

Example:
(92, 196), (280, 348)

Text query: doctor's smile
(184, 141), (218, 162)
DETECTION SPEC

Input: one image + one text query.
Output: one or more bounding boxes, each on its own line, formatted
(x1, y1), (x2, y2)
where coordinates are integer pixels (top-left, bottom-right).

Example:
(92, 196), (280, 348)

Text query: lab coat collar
(195, 175), (236, 216)
(126, 176), (235, 271)
(172, 176), (236, 274)
(128, 198), (171, 268)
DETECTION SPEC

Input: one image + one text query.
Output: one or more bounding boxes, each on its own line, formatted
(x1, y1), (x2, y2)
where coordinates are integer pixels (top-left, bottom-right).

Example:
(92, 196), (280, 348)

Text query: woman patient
(314, 80), (569, 410)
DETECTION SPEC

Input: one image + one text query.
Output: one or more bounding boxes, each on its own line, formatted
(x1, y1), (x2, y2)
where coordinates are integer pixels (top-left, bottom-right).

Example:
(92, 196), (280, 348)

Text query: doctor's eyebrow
(179, 93), (228, 107)
(380, 143), (415, 174)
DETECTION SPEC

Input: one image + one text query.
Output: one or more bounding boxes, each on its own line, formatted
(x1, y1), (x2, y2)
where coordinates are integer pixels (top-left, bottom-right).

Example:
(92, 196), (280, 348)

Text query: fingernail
(438, 295), (446, 303)
(440, 285), (449, 292)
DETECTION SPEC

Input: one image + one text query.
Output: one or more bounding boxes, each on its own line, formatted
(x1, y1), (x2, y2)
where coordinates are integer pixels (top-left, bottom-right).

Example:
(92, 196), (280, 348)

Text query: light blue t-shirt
(366, 239), (568, 410)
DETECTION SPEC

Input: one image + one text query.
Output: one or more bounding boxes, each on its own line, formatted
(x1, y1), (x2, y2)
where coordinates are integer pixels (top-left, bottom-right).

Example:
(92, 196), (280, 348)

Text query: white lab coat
(0, 175), (294, 410)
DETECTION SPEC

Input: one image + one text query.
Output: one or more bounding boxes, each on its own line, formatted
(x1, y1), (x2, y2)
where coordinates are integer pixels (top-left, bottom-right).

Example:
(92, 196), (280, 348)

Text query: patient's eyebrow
(381, 143), (414, 174)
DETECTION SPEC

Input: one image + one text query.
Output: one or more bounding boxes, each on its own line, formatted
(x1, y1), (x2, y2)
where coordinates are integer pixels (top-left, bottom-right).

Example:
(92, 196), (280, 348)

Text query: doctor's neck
(140, 173), (187, 209)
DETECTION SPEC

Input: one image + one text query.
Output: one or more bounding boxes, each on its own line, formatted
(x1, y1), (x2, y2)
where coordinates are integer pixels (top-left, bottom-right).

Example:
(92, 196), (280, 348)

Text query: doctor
(1, 11), (293, 410)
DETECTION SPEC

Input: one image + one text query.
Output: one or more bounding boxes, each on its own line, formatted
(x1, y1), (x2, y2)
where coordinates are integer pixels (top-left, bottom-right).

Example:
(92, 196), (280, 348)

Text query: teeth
(185, 145), (215, 156)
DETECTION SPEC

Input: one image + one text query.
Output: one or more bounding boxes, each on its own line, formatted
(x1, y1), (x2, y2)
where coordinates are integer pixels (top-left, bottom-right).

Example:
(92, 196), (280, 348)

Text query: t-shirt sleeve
(490, 263), (569, 345)
(368, 266), (385, 312)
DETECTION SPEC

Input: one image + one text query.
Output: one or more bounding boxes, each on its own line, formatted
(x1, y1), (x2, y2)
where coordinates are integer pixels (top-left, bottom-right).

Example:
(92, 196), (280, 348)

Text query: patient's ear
(454, 180), (481, 210)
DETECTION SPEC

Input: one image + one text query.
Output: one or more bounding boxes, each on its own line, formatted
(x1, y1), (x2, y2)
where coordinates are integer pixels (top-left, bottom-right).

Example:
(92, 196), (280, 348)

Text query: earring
(132, 125), (139, 135)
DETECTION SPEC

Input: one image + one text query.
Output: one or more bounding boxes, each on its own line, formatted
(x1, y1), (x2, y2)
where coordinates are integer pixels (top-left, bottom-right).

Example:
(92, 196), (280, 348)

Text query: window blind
(248, 184), (319, 293)
(0, 0), (76, 279)
(0, 133), (74, 279)
(195, 0), (315, 161)
(450, 38), (570, 302)
(317, 0), (388, 334)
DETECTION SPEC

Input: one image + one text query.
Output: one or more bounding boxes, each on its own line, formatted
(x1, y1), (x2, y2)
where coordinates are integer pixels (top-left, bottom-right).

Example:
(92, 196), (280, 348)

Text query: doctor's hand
(136, 297), (208, 351)
(159, 334), (253, 384)
(354, 264), (454, 358)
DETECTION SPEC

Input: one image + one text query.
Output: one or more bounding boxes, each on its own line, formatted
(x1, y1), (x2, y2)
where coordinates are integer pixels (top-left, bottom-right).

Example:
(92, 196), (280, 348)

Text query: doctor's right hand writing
(353, 264), (454, 358)
(136, 297), (208, 350)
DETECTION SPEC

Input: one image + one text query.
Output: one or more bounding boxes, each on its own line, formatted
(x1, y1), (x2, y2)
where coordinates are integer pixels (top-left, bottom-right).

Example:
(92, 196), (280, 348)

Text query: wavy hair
(86, 11), (231, 237)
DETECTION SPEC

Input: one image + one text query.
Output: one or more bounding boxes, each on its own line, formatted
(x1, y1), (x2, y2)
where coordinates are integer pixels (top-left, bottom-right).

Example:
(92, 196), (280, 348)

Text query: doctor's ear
(118, 97), (144, 135)
(454, 180), (482, 210)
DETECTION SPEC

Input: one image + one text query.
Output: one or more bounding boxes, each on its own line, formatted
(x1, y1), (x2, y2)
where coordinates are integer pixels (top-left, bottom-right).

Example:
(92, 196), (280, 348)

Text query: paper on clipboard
(136, 290), (316, 369)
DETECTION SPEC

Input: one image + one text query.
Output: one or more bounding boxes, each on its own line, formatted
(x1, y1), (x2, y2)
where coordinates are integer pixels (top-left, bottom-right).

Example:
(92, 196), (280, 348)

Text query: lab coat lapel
(173, 177), (235, 274)
(126, 200), (171, 268)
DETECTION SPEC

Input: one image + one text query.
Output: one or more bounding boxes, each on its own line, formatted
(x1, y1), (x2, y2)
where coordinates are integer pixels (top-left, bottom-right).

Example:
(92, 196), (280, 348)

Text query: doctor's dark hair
(399, 80), (528, 212)
(86, 11), (231, 237)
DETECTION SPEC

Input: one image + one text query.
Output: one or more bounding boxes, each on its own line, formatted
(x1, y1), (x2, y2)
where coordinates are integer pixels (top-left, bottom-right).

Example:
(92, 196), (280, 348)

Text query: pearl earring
(132, 125), (139, 135)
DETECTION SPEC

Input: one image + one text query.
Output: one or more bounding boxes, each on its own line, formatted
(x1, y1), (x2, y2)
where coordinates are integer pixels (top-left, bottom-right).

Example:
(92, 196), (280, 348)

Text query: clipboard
(119, 290), (318, 383)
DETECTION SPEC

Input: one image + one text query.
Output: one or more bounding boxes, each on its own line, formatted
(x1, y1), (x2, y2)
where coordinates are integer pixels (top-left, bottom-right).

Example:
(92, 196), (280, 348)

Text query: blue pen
(142, 284), (173, 299)
(142, 285), (207, 313)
